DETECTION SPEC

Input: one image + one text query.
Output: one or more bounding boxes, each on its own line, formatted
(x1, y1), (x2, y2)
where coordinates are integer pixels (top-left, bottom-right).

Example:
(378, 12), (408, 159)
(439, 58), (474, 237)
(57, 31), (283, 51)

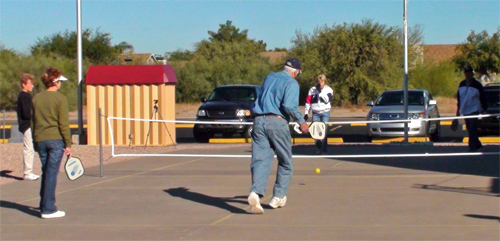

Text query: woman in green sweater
(32, 68), (72, 219)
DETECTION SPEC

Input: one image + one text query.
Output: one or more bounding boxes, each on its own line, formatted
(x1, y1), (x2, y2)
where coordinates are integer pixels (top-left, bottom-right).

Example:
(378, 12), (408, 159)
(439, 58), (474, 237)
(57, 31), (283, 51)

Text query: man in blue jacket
(248, 58), (309, 214)
(456, 66), (488, 152)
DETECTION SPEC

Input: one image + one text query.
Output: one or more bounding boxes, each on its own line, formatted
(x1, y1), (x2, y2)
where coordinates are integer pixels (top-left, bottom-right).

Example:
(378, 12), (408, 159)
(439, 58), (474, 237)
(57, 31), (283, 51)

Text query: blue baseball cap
(285, 58), (301, 70)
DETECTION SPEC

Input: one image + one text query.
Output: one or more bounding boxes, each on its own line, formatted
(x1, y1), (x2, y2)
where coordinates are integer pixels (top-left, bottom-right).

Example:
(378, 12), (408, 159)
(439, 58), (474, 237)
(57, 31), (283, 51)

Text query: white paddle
(294, 122), (326, 140)
(65, 156), (85, 181)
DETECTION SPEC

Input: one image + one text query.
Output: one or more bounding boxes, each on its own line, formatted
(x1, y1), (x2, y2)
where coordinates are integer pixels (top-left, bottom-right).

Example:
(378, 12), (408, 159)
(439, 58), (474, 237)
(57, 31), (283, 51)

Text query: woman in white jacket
(304, 74), (333, 154)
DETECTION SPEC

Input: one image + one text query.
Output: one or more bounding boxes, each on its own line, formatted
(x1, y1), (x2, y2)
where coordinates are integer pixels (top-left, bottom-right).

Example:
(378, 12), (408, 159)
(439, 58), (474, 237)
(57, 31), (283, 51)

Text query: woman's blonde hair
(317, 74), (327, 84)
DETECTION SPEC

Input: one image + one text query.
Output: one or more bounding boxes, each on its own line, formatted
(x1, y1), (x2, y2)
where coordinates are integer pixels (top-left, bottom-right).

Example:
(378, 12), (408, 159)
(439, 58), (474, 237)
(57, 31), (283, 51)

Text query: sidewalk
(1, 144), (498, 240)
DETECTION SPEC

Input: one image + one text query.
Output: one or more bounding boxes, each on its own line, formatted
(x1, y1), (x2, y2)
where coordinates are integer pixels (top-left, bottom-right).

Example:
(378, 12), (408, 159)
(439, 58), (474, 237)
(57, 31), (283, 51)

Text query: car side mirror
(429, 100), (437, 106)
(366, 101), (374, 106)
(200, 97), (207, 103)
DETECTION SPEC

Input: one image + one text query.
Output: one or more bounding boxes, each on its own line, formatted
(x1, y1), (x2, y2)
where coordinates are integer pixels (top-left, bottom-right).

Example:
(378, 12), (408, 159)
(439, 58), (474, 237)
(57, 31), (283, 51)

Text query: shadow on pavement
(0, 170), (24, 181)
(0, 200), (40, 218)
(164, 187), (249, 214)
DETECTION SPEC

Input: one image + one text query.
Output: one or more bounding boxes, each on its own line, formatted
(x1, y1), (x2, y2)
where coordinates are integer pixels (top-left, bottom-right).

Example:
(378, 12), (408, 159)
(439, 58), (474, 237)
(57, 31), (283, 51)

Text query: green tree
(452, 28), (500, 74)
(166, 49), (194, 61)
(30, 28), (123, 65)
(409, 60), (462, 98)
(174, 21), (273, 102)
(0, 45), (89, 111)
(289, 19), (423, 105)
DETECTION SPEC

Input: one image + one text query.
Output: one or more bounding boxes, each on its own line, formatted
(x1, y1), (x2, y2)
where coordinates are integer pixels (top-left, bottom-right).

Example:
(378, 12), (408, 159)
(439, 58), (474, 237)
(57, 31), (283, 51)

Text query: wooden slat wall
(86, 84), (176, 146)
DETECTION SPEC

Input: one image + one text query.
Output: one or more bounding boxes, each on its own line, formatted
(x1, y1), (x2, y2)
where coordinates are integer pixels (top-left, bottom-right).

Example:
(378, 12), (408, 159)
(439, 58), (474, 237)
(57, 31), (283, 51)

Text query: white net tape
(106, 114), (500, 158)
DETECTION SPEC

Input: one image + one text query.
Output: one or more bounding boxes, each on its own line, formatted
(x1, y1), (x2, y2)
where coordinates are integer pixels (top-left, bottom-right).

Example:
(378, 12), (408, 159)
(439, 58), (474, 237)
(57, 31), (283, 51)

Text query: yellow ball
(315, 168), (321, 174)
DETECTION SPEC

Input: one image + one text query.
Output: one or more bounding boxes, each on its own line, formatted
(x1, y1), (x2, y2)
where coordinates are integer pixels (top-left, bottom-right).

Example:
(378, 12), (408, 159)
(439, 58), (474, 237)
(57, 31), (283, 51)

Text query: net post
(98, 108), (103, 177)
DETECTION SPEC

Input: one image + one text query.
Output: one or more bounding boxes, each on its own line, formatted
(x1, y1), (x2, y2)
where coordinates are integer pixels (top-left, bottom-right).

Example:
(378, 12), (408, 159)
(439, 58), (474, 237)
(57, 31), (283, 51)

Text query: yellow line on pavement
(371, 137), (430, 143)
(351, 123), (367, 126)
(69, 124), (87, 128)
(209, 138), (252, 143)
(210, 195), (272, 225)
(463, 137), (500, 143)
(0, 125), (12, 129)
(210, 137), (344, 144)
(18, 157), (206, 204)
(176, 124), (194, 128)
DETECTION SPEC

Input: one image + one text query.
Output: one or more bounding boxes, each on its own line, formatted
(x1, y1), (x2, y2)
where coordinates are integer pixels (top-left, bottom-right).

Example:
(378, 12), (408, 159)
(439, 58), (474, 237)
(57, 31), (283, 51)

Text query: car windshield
(207, 87), (256, 102)
(375, 91), (424, 106)
(485, 90), (500, 107)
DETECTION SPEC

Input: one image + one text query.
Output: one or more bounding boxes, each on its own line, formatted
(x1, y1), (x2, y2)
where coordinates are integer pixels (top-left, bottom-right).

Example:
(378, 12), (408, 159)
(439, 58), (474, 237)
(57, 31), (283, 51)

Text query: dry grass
(434, 97), (457, 114)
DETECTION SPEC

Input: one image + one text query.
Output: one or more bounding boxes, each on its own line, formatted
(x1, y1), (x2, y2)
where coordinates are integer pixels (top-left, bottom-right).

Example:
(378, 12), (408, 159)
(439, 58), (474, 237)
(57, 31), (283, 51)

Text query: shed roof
(85, 65), (178, 85)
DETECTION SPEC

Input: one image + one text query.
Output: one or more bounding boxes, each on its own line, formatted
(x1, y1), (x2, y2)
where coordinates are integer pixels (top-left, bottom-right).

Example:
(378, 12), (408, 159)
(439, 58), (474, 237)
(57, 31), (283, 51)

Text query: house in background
(117, 53), (167, 65)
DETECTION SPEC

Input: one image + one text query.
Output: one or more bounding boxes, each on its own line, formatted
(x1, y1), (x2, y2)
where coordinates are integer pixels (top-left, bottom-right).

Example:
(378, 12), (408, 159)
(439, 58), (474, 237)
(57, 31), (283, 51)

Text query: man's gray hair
(284, 65), (298, 73)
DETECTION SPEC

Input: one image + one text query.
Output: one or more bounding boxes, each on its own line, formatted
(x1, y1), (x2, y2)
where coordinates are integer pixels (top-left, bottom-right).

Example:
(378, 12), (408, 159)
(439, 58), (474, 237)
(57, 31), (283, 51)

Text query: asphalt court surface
(1, 144), (499, 240)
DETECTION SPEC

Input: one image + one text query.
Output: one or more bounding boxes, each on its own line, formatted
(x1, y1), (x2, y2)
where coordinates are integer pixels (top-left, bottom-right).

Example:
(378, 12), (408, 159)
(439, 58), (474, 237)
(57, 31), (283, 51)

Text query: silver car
(366, 89), (440, 142)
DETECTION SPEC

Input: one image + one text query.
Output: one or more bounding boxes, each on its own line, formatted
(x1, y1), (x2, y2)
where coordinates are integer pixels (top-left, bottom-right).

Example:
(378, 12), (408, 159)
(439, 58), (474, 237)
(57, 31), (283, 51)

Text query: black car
(478, 83), (500, 135)
(193, 85), (261, 143)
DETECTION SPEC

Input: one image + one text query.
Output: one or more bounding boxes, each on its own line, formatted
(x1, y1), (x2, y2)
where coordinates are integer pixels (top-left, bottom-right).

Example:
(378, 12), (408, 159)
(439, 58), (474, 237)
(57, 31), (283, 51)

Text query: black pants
(465, 112), (482, 150)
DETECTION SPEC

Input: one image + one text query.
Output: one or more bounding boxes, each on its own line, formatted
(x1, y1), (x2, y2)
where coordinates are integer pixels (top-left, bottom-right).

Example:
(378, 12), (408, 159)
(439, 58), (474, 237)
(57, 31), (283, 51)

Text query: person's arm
(20, 95), (32, 121)
(283, 81), (309, 133)
(320, 86), (333, 103)
(58, 96), (72, 149)
(456, 88), (461, 116)
(477, 83), (488, 112)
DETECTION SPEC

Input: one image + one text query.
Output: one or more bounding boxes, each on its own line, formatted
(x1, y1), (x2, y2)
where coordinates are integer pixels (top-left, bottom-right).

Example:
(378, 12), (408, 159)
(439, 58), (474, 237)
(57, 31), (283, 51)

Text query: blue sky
(1, 0), (499, 56)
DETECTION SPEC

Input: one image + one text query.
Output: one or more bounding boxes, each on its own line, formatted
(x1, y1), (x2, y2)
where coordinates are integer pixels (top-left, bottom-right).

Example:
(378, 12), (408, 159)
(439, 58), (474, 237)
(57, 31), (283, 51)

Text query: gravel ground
(0, 143), (249, 185)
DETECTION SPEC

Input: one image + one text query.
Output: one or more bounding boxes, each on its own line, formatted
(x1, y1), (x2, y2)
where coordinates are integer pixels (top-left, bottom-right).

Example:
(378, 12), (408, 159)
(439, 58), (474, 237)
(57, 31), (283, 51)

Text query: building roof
(85, 65), (178, 85)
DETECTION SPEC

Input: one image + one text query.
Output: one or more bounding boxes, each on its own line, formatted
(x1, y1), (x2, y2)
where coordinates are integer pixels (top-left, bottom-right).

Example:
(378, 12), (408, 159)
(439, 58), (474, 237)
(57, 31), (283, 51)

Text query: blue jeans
(36, 139), (64, 214)
(312, 111), (330, 153)
(250, 115), (292, 198)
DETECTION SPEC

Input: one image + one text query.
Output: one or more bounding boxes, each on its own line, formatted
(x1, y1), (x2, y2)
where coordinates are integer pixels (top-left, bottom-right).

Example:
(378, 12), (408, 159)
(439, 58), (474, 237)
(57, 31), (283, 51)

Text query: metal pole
(98, 108), (103, 177)
(2, 109), (5, 144)
(77, 0), (84, 143)
(403, 0), (409, 143)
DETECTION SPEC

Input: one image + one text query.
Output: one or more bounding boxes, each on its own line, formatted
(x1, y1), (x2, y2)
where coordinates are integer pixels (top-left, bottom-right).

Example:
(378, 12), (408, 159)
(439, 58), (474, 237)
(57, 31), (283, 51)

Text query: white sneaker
(41, 210), (65, 219)
(248, 192), (264, 214)
(269, 196), (287, 209)
(23, 173), (40, 181)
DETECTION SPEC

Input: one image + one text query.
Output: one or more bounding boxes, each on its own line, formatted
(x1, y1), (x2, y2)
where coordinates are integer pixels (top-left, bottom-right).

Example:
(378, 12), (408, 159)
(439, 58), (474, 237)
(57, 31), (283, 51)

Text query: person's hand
(304, 114), (308, 122)
(64, 147), (72, 158)
(319, 92), (330, 103)
(300, 122), (309, 134)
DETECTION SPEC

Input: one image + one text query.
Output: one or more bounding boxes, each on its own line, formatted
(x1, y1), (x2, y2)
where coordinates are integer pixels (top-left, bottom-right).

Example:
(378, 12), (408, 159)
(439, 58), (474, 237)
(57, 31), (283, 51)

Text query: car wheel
(430, 121), (440, 142)
(193, 127), (212, 143)
(367, 135), (373, 142)
(243, 125), (253, 139)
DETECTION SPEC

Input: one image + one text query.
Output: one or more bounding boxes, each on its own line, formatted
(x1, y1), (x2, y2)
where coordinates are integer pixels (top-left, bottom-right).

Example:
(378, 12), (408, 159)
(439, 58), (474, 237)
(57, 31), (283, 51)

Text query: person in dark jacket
(456, 66), (488, 152)
(16, 73), (39, 181)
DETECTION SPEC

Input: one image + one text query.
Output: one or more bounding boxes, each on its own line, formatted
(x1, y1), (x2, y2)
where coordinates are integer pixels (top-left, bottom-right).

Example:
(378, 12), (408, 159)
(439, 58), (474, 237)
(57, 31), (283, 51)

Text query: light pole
(403, 0), (409, 143)
(77, 0), (84, 144)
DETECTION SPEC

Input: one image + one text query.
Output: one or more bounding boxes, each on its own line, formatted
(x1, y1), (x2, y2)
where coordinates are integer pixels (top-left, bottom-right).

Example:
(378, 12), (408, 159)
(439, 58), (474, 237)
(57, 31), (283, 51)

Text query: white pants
(22, 128), (35, 174)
